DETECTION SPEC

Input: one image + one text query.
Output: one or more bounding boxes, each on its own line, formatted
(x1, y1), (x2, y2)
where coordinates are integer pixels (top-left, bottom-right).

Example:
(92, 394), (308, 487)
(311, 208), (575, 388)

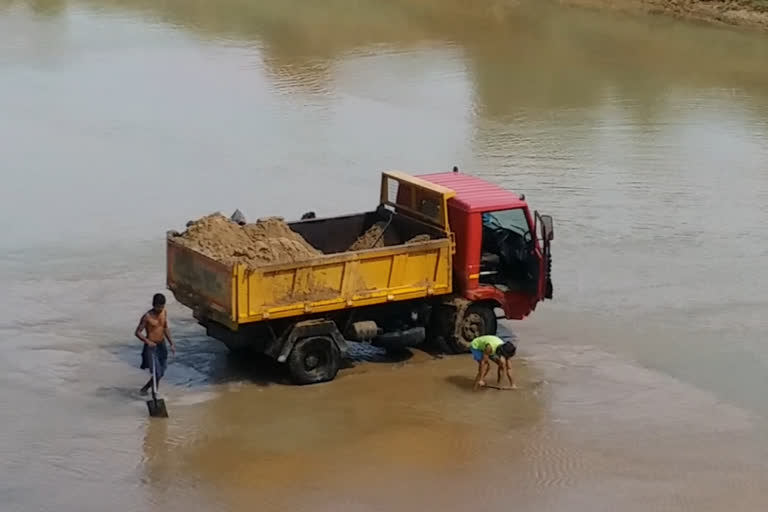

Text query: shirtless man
(135, 293), (175, 395)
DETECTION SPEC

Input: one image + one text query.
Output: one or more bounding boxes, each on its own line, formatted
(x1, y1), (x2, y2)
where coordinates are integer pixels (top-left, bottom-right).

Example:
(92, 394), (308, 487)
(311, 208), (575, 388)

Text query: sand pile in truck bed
(348, 222), (388, 251)
(347, 223), (433, 251)
(171, 213), (321, 267)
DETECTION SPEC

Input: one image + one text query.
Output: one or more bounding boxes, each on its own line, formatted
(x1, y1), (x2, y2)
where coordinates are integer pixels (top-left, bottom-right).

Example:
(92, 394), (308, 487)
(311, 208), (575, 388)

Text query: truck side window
(480, 208), (535, 287)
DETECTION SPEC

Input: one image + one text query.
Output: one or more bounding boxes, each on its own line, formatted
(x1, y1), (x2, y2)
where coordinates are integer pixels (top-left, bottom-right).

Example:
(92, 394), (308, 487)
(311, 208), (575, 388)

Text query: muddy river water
(2, 1), (768, 510)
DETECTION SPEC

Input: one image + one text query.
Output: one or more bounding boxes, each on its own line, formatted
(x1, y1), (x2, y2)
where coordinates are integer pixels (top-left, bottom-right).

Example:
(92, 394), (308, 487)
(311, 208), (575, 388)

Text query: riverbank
(561, 0), (768, 31)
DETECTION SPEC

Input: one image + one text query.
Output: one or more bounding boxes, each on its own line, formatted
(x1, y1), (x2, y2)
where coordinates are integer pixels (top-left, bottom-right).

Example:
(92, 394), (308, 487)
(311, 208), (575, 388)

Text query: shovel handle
(149, 346), (159, 400)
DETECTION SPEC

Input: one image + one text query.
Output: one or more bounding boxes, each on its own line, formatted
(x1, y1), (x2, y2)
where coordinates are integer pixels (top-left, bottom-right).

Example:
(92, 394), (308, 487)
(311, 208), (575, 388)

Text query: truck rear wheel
(287, 335), (341, 385)
(447, 302), (498, 354)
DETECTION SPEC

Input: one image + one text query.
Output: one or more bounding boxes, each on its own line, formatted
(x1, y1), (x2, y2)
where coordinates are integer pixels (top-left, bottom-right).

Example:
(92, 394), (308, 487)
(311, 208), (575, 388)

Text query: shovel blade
(146, 398), (169, 418)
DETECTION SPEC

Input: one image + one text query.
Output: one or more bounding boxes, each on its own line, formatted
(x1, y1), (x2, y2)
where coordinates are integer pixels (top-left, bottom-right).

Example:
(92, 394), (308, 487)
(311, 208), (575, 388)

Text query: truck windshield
(482, 208), (531, 238)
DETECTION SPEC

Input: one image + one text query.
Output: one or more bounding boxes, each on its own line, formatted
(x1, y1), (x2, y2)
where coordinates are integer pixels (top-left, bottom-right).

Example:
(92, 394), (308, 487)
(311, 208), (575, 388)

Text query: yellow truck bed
(167, 227), (453, 329)
(167, 171), (458, 330)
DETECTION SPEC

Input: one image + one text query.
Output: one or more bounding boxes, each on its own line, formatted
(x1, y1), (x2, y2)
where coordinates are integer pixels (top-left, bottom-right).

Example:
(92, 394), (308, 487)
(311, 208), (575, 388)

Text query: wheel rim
(462, 312), (484, 340)
(303, 343), (329, 372)
(304, 354), (319, 370)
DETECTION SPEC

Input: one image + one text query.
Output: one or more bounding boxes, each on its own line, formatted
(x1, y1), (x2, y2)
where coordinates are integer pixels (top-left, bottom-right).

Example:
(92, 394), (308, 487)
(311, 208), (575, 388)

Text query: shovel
(146, 347), (168, 418)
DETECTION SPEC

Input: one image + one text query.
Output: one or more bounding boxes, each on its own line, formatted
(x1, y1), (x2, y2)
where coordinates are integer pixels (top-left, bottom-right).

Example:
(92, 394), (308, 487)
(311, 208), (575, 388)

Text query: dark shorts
(140, 342), (168, 378)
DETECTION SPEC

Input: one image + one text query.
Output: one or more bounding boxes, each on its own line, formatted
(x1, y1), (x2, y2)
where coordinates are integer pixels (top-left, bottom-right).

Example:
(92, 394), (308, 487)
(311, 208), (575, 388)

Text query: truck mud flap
(273, 319), (348, 363)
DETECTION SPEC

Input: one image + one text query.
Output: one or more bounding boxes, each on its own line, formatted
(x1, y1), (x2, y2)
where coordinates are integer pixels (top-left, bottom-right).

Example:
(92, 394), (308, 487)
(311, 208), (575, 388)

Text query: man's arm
(505, 359), (516, 388)
(473, 353), (493, 391)
(482, 355), (492, 381)
(473, 352), (491, 391)
(135, 314), (154, 346)
(162, 311), (175, 354)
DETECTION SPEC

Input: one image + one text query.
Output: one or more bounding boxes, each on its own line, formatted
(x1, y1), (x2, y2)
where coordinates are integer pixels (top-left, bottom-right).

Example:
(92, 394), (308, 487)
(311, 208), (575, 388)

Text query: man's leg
(504, 357), (515, 388)
(472, 350), (491, 391)
(473, 361), (484, 390)
(495, 356), (505, 384)
(140, 370), (160, 395)
(139, 344), (151, 394)
(141, 347), (166, 393)
(154, 343), (168, 390)
(479, 359), (491, 385)
(141, 373), (162, 394)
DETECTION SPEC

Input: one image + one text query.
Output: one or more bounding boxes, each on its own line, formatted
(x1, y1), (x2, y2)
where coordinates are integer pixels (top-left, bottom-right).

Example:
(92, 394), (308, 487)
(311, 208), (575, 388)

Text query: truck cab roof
(417, 172), (527, 213)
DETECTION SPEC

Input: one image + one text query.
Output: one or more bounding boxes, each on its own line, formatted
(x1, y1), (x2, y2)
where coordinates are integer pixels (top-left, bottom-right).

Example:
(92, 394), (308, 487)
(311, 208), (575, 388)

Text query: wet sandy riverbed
(4, 293), (766, 511)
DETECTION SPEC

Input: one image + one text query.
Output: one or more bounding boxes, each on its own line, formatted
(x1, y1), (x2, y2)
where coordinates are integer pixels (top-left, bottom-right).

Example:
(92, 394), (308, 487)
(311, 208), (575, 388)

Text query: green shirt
(470, 335), (504, 354)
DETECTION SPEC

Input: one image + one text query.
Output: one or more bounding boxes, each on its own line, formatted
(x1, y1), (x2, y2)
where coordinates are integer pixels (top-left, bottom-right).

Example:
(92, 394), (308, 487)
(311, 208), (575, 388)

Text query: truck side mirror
(541, 215), (554, 241)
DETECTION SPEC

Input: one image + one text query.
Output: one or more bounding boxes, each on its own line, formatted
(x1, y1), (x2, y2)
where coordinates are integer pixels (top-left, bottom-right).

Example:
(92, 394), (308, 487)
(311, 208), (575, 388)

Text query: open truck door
(535, 211), (554, 300)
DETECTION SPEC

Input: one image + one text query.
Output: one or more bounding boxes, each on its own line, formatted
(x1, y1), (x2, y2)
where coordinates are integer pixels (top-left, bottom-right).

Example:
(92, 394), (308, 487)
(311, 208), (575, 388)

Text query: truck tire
(447, 302), (498, 354)
(287, 335), (341, 385)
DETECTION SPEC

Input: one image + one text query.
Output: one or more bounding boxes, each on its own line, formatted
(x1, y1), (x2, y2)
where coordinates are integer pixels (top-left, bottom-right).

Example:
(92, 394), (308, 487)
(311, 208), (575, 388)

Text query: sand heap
(348, 223), (432, 251)
(171, 213), (322, 268)
(348, 222), (388, 251)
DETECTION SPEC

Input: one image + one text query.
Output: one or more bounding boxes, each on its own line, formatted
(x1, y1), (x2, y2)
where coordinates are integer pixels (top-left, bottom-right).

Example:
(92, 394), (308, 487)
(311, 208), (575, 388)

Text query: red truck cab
(419, 169), (554, 323)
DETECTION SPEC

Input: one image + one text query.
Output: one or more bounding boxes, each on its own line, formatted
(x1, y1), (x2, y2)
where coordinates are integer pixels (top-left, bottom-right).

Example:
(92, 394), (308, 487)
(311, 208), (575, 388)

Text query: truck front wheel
(287, 335), (341, 385)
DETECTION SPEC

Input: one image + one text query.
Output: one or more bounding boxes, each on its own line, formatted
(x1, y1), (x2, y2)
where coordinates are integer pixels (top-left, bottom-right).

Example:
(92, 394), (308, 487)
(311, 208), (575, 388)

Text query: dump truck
(166, 169), (554, 384)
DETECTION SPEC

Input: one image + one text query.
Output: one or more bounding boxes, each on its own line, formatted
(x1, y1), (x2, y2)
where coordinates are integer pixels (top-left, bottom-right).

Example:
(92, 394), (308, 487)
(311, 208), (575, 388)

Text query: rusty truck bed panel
(166, 236), (452, 327)
(166, 241), (236, 325)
